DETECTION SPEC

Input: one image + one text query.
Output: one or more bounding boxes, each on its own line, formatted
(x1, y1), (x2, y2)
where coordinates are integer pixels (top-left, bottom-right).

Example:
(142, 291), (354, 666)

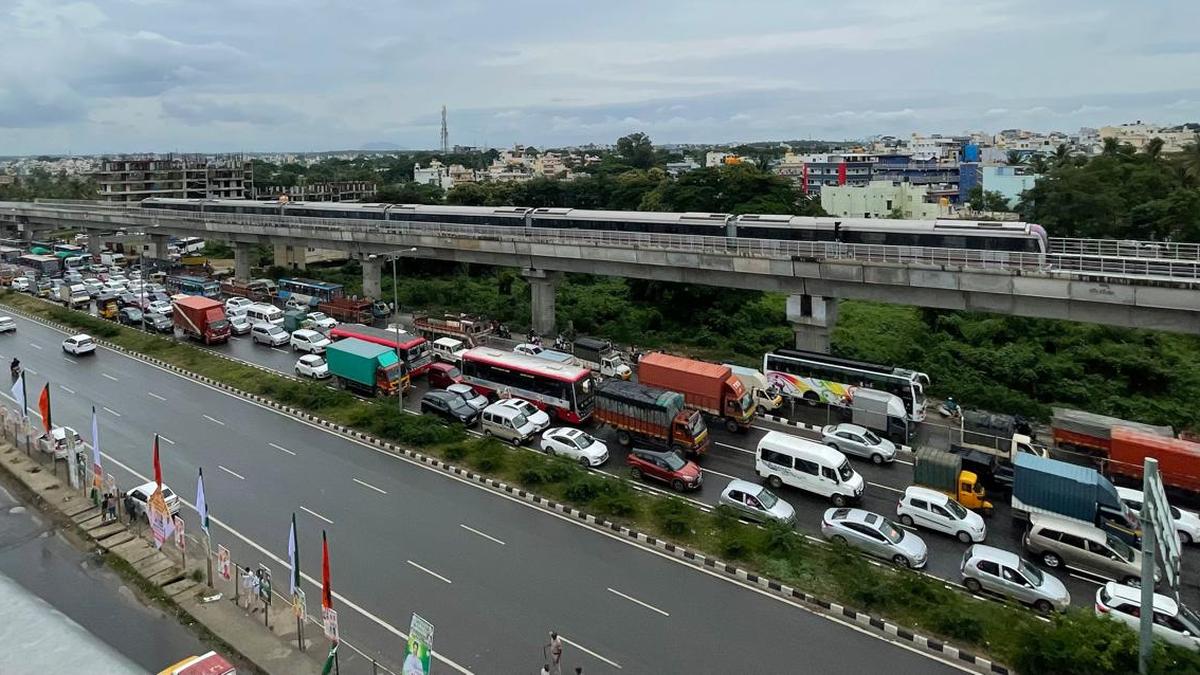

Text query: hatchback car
(821, 422), (897, 464)
(1096, 582), (1200, 651)
(540, 427), (609, 467)
(427, 362), (464, 389)
(1117, 486), (1200, 545)
(718, 479), (796, 525)
(961, 544), (1070, 613)
(126, 481), (181, 520)
(421, 390), (480, 426)
(118, 307), (144, 326)
(251, 323), (290, 346)
(62, 334), (96, 355)
(495, 398), (551, 432)
(821, 507), (928, 568)
(0, 316), (15, 333)
(290, 329), (331, 354)
(145, 312), (173, 333)
(295, 354), (330, 379)
(626, 447), (702, 492)
(446, 383), (488, 412)
(228, 314), (252, 335)
(897, 486), (987, 543)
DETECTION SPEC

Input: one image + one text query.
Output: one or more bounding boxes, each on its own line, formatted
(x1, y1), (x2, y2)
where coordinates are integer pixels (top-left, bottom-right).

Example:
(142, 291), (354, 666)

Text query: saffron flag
(321, 530), (332, 610)
(38, 383), (51, 432)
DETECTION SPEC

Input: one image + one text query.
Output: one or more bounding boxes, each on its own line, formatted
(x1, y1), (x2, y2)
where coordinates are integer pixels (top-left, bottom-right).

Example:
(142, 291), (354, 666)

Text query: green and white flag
(320, 642), (338, 675)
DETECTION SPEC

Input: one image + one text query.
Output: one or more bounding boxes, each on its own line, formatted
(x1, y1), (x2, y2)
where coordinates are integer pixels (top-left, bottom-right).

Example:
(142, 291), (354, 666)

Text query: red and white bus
(329, 323), (433, 376)
(461, 347), (595, 424)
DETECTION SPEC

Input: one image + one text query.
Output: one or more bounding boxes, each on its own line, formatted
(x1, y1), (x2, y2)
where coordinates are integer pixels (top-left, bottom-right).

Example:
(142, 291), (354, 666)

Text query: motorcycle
(937, 397), (961, 419)
(495, 324), (511, 340)
(9, 362), (20, 382)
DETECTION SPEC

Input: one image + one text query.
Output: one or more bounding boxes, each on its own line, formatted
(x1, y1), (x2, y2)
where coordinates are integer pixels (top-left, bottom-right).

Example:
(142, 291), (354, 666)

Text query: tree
(375, 182), (443, 204)
(966, 186), (1011, 212)
(445, 182), (488, 206)
(1143, 137), (1165, 160)
(1102, 137), (1121, 156)
(1179, 133), (1200, 187)
(1006, 150), (1025, 166)
(615, 132), (655, 170)
(1053, 143), (1072, 166)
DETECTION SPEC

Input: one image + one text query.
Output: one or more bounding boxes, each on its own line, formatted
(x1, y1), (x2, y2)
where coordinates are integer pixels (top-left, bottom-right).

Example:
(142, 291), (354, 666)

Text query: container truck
(637, 353), (755, 432)
(172, 296), (231, 344)
(573, 337), (632, 379)
(723, 364), (784, 412)
(913, 448), (992, 513)
(413, 313), (493, 347)
(1107, 427), (1200, 494)
(1010, 453), (1140, 545)
(220, 278), (277, 302)
(326, 338), (405, 397)
(1050, 407), (1174, 455)
(849, 388), (909, 443)
(593, 379), (710, 455)
(57, 283), (90, 309)
(329, 323), (433, 377)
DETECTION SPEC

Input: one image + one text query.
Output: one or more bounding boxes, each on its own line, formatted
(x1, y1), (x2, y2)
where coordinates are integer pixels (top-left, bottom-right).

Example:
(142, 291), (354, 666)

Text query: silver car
(821, 423), (897, 464)
(718, 479), (796, 525)
(446, 383), (488, 413)
(960, 544), (1070, 613)
(821, 507), (928, 568)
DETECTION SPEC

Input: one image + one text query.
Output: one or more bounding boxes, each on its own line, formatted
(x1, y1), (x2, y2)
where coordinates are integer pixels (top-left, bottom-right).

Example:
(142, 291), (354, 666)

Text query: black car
(420, 390), (479, 426)
(118, 292), (142, 308)
(144, 312), (173, 333)
(118, 307), (143, 326)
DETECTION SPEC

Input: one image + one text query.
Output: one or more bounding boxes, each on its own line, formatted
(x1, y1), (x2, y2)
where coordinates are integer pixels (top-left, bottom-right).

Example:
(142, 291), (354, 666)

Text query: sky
(1, 0), (1198, 155)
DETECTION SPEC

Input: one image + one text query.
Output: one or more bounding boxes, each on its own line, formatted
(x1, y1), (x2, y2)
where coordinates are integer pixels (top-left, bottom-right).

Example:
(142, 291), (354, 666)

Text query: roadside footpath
(0, 434), (323, 675)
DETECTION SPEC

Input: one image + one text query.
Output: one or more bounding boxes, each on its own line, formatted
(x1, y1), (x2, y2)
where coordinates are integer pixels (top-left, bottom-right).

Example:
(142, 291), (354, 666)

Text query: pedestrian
(547, 631), (563, 675)
(123, 492), (136, 524)
(107, 493), (117, 522)
(100, 493), (110, 522)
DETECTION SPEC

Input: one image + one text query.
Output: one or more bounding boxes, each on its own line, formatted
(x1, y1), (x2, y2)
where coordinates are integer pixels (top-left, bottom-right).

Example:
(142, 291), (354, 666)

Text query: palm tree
(1028, 154), (1050, 174)
(1006, 150), (1024, 166)
(1101, 137), (1121, 156)
(1053, 143), (1071, 166)
(1143, 137), (1165, 160)
(1180, 133), (1200, 187)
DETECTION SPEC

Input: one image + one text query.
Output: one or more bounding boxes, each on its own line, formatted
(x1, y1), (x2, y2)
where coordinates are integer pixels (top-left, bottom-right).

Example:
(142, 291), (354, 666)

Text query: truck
(283, 308), (309, 333)
(413, 313), (493, 347)
(1107, 426), (1200, 494)
(573, 337), (632, 380)
(329, 323), (433, 377)
(637, 353), (756, 432)
(1050, 407), (1173, 455)
(172, 296), (231, 344)
(913, 448), (993, 513)
(326, 338), (404, 397)
(1010, 453), (1140, 544)
(316, 297), (374, 324)
(848, 388), (909, 443)
(220, 278), (277, 303)
(594, 379), (710, 455)
(99, 252), (126, 268)
(57, 283), (90, 309)
(723, 364), (784, 412)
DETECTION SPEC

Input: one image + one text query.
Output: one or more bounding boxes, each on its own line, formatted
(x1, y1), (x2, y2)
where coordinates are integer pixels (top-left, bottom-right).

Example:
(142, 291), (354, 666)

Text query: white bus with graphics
(763, 349), (928, 422)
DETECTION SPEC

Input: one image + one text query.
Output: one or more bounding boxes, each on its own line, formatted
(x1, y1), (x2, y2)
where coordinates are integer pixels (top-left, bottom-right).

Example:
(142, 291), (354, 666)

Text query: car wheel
(724, 419), (739, 433)
(1181, 531), (1193, 545)
(871, 453), (884, 465)
(1033, 599), (1053, 615)
(893, 554), (911, 568)
(483, 429), (493, 438)
(542, 444), (553, 455)
(899, 514), (915, 526)
(831, 493), (848, 508)
(295, 368), (302, 376)
(578, 457), (590, 468)
(630, 467), (642, 480)
(1041, 551), (1061, 568)
(957, 531), (973, 544)
(963, 577), (982, 593)
(767, 475), (783, 490)
(671, 479), (685, 492)
(830, 534), (847, 546)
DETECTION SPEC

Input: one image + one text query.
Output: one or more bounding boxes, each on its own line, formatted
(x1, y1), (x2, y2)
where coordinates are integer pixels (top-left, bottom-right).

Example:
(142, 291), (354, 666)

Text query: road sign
(147, 487), (174, 549)
(322, 607), (339, 642)
(292, 589), (306, 620)
(402, 613), (435, 675)
(217, 545), (232, 580)
(1143, 459), (1181, 594)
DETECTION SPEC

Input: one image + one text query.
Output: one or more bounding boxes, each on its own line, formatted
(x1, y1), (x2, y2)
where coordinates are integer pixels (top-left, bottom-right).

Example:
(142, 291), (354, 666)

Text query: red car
(626, 447), (703, 492)
(427, 362), (465, 389)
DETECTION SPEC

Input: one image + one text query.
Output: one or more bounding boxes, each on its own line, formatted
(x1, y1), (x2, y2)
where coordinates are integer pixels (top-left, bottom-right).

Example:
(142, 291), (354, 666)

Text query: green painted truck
(326, 338), (402, 397)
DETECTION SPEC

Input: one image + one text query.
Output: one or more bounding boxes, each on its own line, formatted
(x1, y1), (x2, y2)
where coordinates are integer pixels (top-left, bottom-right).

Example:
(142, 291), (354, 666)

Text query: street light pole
(371, 248), (417, 415)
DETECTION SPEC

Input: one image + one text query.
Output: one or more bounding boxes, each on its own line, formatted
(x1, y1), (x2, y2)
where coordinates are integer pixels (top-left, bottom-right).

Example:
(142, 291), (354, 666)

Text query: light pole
(370, 248), (417, 415)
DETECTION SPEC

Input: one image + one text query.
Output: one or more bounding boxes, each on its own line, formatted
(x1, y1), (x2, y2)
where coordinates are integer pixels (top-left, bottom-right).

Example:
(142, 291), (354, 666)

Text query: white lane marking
(59, 385), (75, 395)
(218, 465), (246, 480)
(460, 524), (506, 546)
(868, 481), (904, 494)
(102, 406), (122, 418)
(24, 367), (36, 375)
(560, 636), (623, 670)
(271, 347), (289, 354)
(406, 560), (452, 584)
(894, 458), (914, 466)
(147, 392), (167, 401)
(158, 435), (176, 445)
(28, 342), (42, 350)
(101, 372), (119, 381)
(62, 357), (77, 365)
(353, 478), (387, 494)
(269, 442), (296, 456)
(607, 587), (670, 617)
(715, 441), (754, 456)
(300, 506), (333, 524)
(1069, 571), (1109, 585)
(202, 414), (225, 426)
(701, 467), (739, 481)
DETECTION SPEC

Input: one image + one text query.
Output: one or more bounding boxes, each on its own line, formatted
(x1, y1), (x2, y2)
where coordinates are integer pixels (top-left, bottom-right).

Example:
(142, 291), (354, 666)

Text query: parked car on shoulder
(61, 334), (96, 356)
(540, 427), (609, 467)
(126, 481), (181, 519)
(626, 447), (702, 492)
(251, 323), (289, 347)
(1096, 582), (1200, 651)
(821, 507), (928, 568)
(290, 328), (331, 354)
(718, 478), (796, 525)
(897, 485), (986, 543)
(0, 316), (15, 333)
(960, 544), (1070, 614)
(421, 390), (480, 426)
(821, 422), (897, 464)
(427, 362), (464, 389)
(294, 354), (330, 379)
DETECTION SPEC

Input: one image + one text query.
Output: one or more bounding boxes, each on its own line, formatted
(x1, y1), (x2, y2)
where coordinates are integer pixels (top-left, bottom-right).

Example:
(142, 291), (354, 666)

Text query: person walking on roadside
(100, 493), (110, 522)
(106, 493), (117, 522)
(123, 492), (136, 525)
(547, 632), (563, 675)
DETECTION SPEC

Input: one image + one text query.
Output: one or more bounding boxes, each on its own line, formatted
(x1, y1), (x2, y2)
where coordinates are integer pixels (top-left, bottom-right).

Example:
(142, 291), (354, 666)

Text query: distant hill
(360, 141), (403, 151)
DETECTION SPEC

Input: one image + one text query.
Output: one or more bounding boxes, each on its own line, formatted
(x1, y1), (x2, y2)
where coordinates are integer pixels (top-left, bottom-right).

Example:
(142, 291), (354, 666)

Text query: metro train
(140, 198), (1049, 253)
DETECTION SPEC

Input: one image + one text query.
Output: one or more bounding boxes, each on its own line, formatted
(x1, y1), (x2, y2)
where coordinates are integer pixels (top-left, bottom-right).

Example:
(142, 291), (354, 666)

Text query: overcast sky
(2, 0), (1198, 155)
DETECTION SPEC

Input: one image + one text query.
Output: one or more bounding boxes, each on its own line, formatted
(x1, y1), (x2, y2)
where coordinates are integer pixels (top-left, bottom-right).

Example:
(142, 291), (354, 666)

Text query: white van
(245, 303), (284, 326)
(481, 401), (538, 446)
(755, 430), (864, 506)
(432, 337), (467, 364)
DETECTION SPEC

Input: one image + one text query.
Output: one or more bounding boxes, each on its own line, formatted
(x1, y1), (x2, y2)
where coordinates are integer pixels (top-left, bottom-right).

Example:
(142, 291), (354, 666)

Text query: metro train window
(940, 236), (967, 249)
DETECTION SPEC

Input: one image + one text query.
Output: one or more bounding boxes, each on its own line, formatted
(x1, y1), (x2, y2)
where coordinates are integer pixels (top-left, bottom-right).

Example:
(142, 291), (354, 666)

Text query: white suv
(495, 398), (550, 432)
(1096, 582), (1200, 651)
(290, 329), (331, 354)
(251, 323), (289, 346)
(897, 485), (986, 543)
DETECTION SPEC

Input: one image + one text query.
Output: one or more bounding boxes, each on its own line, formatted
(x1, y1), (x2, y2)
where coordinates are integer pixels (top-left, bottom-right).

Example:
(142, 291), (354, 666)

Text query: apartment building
(93, 154), (250, 203)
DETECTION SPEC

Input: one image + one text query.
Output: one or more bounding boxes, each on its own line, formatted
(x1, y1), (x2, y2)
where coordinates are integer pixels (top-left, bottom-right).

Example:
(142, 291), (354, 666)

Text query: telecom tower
(440, 105), (449, 153)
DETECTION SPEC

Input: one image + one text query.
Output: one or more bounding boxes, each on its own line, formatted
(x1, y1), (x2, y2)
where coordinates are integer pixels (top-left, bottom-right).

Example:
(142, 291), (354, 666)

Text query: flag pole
(21, 373), (29, 456)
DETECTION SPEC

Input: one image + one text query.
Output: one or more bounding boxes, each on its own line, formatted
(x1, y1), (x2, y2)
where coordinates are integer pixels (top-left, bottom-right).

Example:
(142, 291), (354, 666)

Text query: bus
(763, 348), (928, 422)
(329, 323), (433, 376)
(461, 347), (595, 424)
(173, 236), (205, 255)
(277, 277), (344, 307)
(165, 274), (221, 298)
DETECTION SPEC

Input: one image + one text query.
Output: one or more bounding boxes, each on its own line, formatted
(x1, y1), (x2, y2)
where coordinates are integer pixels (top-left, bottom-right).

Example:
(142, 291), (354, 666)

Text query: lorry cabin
(1051, 408), (1174, 454)
(172, 296), (231, 344)
(637, 353), (756, 432)
(574, 337), (632, 380)
(848, 388), (909, 443)
(325, 337), (406, 397)
(1108, 426), (1200, 495)
(723, 364), (784, 412)
(594, 379), (710, 455)
(413, 313), (493, 347)
(914, 448), (992, 513)
(1011, 453), (1140, 545)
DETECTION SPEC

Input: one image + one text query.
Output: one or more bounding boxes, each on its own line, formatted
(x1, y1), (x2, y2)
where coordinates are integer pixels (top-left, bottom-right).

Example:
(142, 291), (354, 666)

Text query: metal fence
(1049, 237), (1200, 261)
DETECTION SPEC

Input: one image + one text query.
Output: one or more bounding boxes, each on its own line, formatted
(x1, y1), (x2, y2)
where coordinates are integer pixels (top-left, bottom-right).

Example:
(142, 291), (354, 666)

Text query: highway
(0, 313), (970, 675)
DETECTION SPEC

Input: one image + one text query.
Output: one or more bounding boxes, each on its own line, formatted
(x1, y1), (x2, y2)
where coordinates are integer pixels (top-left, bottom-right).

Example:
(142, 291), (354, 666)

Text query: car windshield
(574, 432), (595, 447)
(687, 413), (705, 437)
(1018, 559), (1044, 585)
(757, 488), (779, 509)
(446, 397), (470, 412)
(837, 460), (854, 482)
(663, 453), (687, 471)
(446, 366), (462, 378)
(944, 499), (969, 519)
(310, 357), (326, 367)
(77, 338), (93, 347)
(511, 413), (529, 428)
(877, 518), (903, 544)
(862, 430), (882, 445)
(1106, 534), (1135, 562)
(738, 392), (752, 413)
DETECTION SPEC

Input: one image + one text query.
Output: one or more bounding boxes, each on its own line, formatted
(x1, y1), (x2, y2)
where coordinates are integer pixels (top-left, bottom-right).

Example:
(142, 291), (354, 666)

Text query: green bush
(563, 472), (608, 503)
(652, 497), (695, 537)
(711, 504), (741, 531)
(592, 480), (639, 518)
(718, 529), (756, 560)
(442, 443), (469, 461)
(926, 602), (985, 644)
(759, 519), (803, 559)
(512, 451), (558, 486)
(468, 438), (507, 472)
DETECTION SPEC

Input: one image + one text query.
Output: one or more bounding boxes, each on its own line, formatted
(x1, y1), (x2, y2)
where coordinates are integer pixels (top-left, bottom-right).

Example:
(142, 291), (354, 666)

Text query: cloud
(161, 94), (298, 126)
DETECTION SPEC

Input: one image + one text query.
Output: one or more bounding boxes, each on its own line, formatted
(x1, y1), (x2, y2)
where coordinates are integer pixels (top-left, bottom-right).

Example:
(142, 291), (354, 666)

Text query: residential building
(414, 160), (454, 190)
(249, 181), (375, 202)
(446, 164), (478, 185)
(533, 152), (568, 178)
(93, 154), (250, 202)
(821, 180), (950, 220)
(665, 157), (700, 176)
(980, 165), (1040, 208)
(792, 152), (875, 196)
(870, 154), (962, 202)
(1099, 122), (1199, 152)
(705, 151), (731, 167)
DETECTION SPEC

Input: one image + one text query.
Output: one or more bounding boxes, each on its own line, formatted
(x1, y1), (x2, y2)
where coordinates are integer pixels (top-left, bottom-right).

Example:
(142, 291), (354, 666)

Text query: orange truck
(594, 379), (710, 455)
(636, 353), (756, 432)
(1108, 427), (1200, 494)
(172, 296), (231, 345)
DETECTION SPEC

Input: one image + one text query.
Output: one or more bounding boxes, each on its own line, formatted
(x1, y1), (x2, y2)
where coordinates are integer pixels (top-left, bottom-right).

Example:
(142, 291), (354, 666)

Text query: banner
(173, 514), (186, 550)
(217, 545), (232, 581)
(147, 487), (174, 549)
(402, 613), (435, 675)
(322, 607), (339, 642)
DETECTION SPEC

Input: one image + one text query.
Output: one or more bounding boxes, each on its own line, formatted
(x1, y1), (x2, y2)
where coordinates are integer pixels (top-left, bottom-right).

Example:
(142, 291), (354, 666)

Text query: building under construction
(92, 154), (252, 203)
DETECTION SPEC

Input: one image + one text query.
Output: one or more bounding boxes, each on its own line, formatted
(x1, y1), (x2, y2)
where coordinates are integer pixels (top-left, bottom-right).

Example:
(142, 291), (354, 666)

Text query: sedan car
(146, 300), (173, 316)
(0, 316), (15, 333)
(126, 481), (181, 520)
(445, 383), (488, 413)
(420, 390), (480, 426)
(294, 354), (330, 379)
(1097, 582), (1200, 651)
(118, 307), (144, 326)
(305, 311), (338, 333)
(821, 423), (897, 464)
(62, 334), (96, 356)
(225, 296), (253, 313)
(626, 447), (702, 492)
(897, 485), (986, 543)
(495, 397), (550, 432)
(718, 479), (796, 525)
(540, 427), (609, 467)
(228, 314), (251, 335)
(960, 544), (1070, 614)
(1117, 486), (1200, 545)
(144, 312), (173, 333)
(821, 507), (928, 568)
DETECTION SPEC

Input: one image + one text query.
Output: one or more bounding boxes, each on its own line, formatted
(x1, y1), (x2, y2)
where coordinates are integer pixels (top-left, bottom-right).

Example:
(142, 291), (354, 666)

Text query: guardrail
(1049, 237), (1200, 261)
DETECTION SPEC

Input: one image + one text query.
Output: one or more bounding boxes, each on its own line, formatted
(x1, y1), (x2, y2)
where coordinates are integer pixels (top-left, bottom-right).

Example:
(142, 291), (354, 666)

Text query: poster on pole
(257, 565), (273, 605)
(322, 607), (339, 642)
(147, 487), (174, 549)
(402, 613), (435, 675)
(292, 588), (307, 620)
(217, 545), (232, 581)
(173, 515), (186, 550)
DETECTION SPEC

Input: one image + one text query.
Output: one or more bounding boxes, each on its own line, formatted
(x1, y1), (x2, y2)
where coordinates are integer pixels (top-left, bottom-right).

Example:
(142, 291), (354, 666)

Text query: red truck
(636, 353), (756, 432)
(1051, 408), (1173, 454)
(594, 379), (710, 455)
(172, 296), (231, 344)
(219, 278), (277, 303)
(1108, 427), (1200, 494)
(413, 313), (493, 347)
(317, 297), (374, 323)
(329, 323), (433, 376)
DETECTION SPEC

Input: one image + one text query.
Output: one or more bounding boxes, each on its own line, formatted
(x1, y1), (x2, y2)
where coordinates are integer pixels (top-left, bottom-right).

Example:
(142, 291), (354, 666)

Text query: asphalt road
(0, 314), (969, 675)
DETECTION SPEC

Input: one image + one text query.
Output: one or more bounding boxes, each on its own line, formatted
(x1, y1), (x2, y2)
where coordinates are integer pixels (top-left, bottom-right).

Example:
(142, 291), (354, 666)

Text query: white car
(496, 398), (551, 432)
(1117, 486), (1200, 545)
(228, 314), (251, 335)
(821, 422), (897, 464)
(540, 427), (609, 467)
(897, 485), (987, 543)
(290, 329), (331, 354)
(126, 481), (181, 519)
(62, 334), (96, 356)
(295, 354), (330, 379)
(0, 316), (15, 333)
(306, 312), (338, 333)
(513, 343), (543, 356)
(1096, 582), (1200, 651)
(147, 300), (173, 316)
(11, 278), (31, 292)
(251, 323), (289, 347)
(225, 296), (253, 313)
